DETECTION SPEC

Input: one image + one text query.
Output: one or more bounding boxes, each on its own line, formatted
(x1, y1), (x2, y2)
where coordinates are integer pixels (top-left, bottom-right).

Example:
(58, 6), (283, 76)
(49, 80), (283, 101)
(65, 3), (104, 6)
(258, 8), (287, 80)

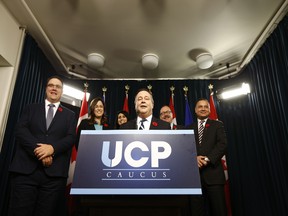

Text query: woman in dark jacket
(114, 110), (130, 129)
(76, 97), (110, 149)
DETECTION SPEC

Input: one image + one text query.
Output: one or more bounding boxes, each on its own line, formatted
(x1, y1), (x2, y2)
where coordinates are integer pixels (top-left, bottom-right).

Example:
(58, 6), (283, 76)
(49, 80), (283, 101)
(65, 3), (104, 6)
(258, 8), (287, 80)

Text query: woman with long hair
(76, 97), (110, 149)
(114, 110), (130, 129)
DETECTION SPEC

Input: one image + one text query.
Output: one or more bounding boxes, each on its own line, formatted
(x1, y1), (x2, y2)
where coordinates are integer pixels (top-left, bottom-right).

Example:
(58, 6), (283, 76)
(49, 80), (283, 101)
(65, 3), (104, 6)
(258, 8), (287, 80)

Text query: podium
(77, 195), (190, 216)
(71, 130), (201, 216)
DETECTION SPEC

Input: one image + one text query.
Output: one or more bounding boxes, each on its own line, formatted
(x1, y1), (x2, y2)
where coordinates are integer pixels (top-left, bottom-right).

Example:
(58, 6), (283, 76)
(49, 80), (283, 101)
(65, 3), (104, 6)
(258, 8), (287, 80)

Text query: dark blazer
(76, 118), (111, 149)
(9, 103), (76, 178)
(187, 119), (227, 185)
(120, 116), (171, 130)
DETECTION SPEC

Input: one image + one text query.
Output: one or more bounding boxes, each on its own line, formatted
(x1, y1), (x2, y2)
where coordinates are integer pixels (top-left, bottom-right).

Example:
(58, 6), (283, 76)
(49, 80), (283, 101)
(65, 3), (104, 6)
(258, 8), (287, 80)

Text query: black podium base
(74, 195), (190, 216)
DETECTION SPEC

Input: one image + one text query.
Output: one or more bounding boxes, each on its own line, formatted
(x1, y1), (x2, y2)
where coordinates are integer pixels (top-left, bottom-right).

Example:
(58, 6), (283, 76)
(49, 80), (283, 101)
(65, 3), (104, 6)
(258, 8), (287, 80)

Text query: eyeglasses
(47, 84), (63, 89)
(160, 110), (172, 116)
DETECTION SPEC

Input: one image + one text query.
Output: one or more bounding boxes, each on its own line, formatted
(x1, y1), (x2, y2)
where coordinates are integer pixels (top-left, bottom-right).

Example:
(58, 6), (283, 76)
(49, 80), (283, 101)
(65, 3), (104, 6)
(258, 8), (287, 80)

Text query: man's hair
(159, 105), (171, 114)
(46, 75), (64, 86)
(195, 98), (209, 107)
(134, 88), (154, 105)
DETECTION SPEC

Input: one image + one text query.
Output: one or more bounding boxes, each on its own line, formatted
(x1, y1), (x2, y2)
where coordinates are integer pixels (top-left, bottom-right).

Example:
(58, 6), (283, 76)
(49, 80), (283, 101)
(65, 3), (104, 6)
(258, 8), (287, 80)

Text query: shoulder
(120, 119), (137, 129)
(21, 103), (44, 114)
(59, 104), (75, 115)
(151, 117), (170, 129)
(207, 119), (224, 126)
(79, 118), (89, 126)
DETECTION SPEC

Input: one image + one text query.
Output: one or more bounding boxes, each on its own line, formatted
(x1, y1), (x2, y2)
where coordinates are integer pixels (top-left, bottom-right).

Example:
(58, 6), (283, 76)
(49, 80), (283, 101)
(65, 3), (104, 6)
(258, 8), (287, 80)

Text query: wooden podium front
(76, 195), (190, 216)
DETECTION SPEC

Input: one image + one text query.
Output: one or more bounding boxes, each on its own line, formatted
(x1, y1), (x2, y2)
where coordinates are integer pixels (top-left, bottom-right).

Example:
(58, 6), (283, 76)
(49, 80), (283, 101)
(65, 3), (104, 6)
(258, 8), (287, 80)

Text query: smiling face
(160, 106), (173, 123)
(46, 77), (63, 103)
(134, 90), (154, 118)
(93, 100), (104, 118)
(195, 99), (210, 120)
(117, 113), (128, 126)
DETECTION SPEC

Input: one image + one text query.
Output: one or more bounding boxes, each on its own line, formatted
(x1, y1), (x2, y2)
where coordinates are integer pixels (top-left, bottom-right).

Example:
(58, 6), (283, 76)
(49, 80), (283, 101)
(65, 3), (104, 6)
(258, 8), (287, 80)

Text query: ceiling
(2, 0), (288, 80)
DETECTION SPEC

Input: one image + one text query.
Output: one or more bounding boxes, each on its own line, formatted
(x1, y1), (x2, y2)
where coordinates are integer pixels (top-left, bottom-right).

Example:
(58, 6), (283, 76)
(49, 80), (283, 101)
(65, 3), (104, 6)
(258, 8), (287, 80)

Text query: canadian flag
(66, 90), (88, 215)
(67, 91), (88, 185)
(209, 91), (232, 216)
(123, 92), (129, 113)
(169, 93), (177, 125)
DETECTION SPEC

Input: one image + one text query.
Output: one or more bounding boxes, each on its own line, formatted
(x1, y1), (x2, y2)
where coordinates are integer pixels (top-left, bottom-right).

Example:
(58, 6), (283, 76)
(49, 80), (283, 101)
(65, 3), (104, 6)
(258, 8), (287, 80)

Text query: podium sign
(71, 130), (201, 195)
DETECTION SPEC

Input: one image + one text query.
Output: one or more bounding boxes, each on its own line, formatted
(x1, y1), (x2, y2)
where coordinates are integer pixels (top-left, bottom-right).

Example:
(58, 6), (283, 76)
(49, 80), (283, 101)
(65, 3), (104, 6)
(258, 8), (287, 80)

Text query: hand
(197, 155), (208, 168)
(42, 156), (53, 167)
(34, 143), (54, 160)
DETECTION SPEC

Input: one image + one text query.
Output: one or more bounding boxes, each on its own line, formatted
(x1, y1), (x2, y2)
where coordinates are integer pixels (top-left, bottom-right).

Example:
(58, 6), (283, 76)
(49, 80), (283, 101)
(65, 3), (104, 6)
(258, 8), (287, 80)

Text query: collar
(137, 115), (152, 124)
(45, 99), (60, 110)
(197, 118), (208, 124)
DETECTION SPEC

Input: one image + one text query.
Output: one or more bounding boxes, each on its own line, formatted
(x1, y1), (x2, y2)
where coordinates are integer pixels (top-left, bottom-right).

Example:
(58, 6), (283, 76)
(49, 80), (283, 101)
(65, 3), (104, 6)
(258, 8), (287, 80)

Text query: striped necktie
(139, 118), (147, 130)
(46, 104), (55, 129)
(198, 120), (205, 144)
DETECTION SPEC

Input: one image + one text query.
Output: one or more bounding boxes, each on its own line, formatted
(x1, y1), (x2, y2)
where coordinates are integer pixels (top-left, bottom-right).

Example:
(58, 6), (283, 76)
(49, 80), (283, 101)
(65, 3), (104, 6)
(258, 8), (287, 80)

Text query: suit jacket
(76, 118), (111, 149)
(187, 119), (227, 185)
(120, 116), (171, 130)
(9, 103), (76, 178)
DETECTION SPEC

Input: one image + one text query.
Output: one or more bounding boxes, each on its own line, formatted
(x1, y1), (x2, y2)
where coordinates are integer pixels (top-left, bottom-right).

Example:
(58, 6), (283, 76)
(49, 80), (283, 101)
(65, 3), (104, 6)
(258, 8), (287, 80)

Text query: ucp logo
(101, 141), (172, 168)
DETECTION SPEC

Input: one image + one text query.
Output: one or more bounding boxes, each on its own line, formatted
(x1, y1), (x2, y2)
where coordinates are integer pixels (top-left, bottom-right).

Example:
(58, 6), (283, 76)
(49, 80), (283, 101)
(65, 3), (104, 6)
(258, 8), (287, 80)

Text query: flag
(209, 91), (218, 120)
(66, 91), (88, 215)
(123, 92), (129, 113)
(68, 91), (88, 184)
(209, 91), (232, 216)
(184, 96), (193, 126)
(169, 93), (177, 125)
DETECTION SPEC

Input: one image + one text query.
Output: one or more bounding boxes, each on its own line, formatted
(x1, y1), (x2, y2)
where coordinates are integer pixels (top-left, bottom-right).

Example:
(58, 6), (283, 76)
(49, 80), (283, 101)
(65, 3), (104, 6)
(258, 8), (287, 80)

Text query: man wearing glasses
(9, 76), (77, 216)
(159, 105), (179, 129)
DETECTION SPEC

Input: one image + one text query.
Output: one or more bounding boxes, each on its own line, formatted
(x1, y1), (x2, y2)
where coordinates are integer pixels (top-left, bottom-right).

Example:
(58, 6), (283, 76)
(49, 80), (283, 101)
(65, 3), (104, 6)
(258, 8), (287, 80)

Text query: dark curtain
(65, 79), (213, 128)
(1, 15), (288, 216)
(0, 34), (56, 216)
(216, 16), (288, 215)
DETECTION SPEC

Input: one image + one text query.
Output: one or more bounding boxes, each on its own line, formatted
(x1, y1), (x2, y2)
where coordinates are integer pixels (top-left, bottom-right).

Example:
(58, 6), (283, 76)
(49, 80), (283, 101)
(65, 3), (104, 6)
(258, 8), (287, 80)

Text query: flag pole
(183, 86), (193, 126)
(123, 85), (130, 113)
(169, 86), (177, 126)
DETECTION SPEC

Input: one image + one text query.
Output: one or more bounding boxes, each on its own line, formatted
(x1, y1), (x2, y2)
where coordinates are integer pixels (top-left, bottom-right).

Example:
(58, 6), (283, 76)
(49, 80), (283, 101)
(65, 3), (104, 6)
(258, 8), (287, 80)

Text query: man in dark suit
(9, 76), (77, 216)
(121, 88), (170, 130)
(188, 98), (227, 216)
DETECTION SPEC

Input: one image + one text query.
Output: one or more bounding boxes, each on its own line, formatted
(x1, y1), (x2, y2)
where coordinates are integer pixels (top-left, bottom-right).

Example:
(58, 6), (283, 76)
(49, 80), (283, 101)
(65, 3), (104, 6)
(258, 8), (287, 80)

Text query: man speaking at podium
(121, 88), (170, 130)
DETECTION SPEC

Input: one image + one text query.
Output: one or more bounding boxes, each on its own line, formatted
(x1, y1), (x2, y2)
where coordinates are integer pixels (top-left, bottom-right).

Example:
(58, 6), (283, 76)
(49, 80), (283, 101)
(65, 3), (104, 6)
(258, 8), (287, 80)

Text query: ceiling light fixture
(196, 53), (213, 69)
(87, 53), (105, 68)
(142, 53), (159, 70)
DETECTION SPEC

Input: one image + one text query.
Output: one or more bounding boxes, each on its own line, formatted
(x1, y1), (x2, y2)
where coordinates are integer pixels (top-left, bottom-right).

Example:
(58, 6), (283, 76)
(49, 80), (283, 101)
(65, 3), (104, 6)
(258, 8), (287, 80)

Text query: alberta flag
(184, 96), (193, 126)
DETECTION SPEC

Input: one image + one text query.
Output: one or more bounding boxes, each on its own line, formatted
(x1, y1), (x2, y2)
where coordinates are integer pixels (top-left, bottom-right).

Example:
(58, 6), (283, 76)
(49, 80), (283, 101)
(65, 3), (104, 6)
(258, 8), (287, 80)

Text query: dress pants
(189, 183), (227, 216)
(9, 167), (67, 216)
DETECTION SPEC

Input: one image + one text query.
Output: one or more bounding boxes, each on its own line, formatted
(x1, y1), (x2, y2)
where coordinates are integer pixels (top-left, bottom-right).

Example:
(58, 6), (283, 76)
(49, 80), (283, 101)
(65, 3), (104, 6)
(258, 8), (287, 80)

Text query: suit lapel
(201, 118), (211, 143)
(149, 117), (158, 129)
(41, 103), (48, 130)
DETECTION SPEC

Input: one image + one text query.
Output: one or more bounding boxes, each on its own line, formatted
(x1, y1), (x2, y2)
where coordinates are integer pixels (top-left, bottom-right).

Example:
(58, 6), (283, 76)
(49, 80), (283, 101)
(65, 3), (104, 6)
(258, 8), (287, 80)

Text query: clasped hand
(34, 143), (54, 167)
(197, 155), (209, 168)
